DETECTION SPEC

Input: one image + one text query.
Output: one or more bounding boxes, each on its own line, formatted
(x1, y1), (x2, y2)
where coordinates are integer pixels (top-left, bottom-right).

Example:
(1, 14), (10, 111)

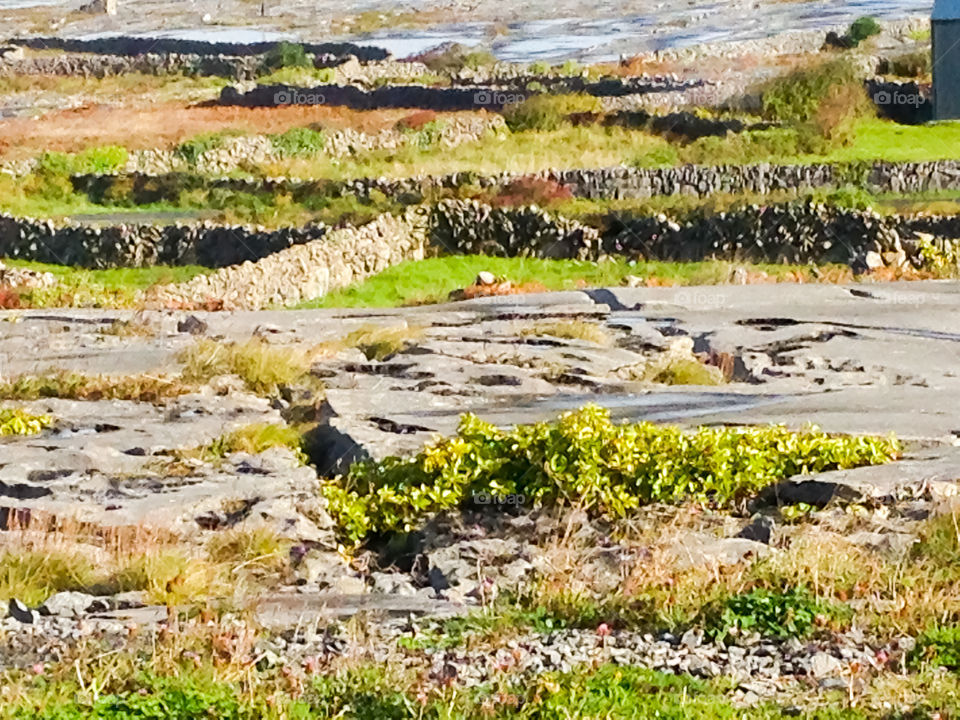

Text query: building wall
(934, 20), (960, 120)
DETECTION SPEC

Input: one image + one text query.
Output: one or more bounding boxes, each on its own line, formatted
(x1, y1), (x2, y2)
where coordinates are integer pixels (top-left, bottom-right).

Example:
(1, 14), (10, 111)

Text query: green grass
(0, 662), (878, 720)
(294, 255), (820, 309)
(811, 118), (960, 164)
(1, 261), (209, 308)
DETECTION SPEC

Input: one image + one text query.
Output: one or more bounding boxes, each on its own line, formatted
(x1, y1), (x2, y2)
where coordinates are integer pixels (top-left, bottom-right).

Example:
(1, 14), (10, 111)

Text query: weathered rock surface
(2, 280), (960, 541)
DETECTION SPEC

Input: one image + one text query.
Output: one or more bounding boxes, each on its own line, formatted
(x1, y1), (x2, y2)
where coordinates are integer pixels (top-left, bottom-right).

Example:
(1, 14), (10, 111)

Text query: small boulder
(40, 591), (97, 618)
(475, 271), (497, 286)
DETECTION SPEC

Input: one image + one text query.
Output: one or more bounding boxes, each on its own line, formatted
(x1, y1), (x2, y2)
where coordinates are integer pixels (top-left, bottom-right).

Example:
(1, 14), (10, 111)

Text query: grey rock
(808, 652), (844, 678)
(40, 591), (97, 618)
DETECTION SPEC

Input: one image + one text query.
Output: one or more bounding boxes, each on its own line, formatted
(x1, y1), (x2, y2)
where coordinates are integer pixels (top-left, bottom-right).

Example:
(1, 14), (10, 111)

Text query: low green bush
(322, 405), (900, 544)
(761, 59), (863, 124)
(0, 408), (52, 436)
(704, 587), (840, 641)
(503, 94), (604, 132)
(269, 127), (326, 157)
(262, 41), (311, 72)
(174, 131), (244, 165)
(76, 145), (129, 174)
(910, 626), (960, 670)
(847, 16), (882, 47)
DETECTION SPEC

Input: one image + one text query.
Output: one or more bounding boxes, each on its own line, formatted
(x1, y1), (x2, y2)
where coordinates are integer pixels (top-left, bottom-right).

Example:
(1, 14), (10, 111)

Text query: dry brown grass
(0, 513), (291, 607)
(0, 102), (493, 159)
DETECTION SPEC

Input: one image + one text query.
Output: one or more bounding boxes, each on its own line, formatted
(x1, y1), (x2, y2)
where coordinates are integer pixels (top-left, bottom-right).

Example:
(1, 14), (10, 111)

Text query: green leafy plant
(846, 16), (882, 47)
(0, 408), (52, 436)
(705, 587), (835, 641)
(323, 405), (900, 544)
(269, 127), (326, 157)
(262, 41), (311, 72)
(911, 626), (960, 670)
(503, 94), (604, 132)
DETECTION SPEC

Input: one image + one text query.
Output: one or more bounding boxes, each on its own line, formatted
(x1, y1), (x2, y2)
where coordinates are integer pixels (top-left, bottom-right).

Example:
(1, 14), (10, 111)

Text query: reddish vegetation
(395, 110), (440, 131)
(0, 102), (492, 159)
(0, 286), (21, 309)
(489, 177), (573, 208)
(449, 280), (549, 301)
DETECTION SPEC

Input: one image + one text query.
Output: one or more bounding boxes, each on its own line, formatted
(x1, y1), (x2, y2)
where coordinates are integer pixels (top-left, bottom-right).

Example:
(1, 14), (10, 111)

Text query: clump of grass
(97, 318), (155, 337)
(199, 423), (307, 463)
(0, 549), (98, 607)
(111, 549), (228, 606)
(178, 338), (319, 395)
(324, 404), (900, 544)
(206, 526), (292, 576)
(0, 407), (52, 436)
(0, 371), (189, 403)
(319, 324), (424, 361)
(522, 320), (612, 346)
(637, 355), (725, 386)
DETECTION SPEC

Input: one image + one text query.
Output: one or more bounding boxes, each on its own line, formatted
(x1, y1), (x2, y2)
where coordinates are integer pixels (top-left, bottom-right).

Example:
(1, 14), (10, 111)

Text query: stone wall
(0, 52), (264, 81)
(10, 37), (388, 61)
(0, 215), (327, 269)
(429, 200), (919, 266)
(151, 209), (429, 310)
(66, 160), (960, 206)
(218, 74), (701, 111)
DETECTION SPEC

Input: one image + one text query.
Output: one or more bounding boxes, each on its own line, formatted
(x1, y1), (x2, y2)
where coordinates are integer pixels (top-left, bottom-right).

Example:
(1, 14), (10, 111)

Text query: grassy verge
(1, 261), (209, 308)
(293, 256), (825, 309)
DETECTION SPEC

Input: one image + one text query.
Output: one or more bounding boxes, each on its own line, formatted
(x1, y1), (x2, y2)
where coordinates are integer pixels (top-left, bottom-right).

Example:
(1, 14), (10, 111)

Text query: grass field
(294, 255), (834, 309)
(2, 261), (209, 308)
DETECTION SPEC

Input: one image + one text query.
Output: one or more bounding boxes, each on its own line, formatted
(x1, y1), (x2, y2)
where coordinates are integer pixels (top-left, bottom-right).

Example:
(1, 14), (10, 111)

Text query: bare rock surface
(2, 279), (960, 542)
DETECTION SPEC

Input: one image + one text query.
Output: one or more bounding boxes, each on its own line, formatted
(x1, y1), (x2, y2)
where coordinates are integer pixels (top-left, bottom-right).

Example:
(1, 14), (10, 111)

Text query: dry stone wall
(430, 200), (923, 265)
(64, 160), (960, 206)
(0, 215), (326, 269)
(151, 209), (429, 310)
(0, 52), (264, 80)
(9, 37), (388, 61)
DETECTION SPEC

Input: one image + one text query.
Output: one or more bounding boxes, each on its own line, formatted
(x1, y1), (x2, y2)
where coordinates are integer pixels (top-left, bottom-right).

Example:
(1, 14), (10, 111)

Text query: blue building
(933, 0), (960, 119)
